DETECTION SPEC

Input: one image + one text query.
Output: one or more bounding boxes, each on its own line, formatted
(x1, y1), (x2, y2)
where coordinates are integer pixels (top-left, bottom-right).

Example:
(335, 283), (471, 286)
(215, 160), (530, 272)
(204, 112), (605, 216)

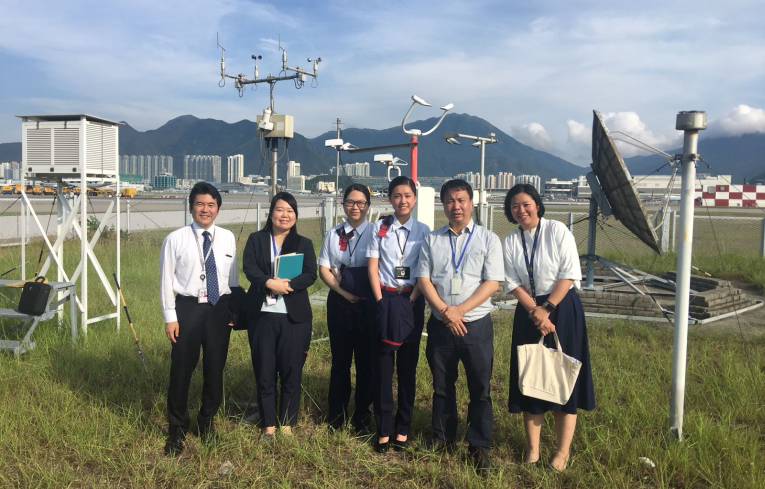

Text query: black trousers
(167, 294), (232, 432)
(426, 313), (494, 450)
(248, 312), (312, 427)
(327, 290), (374, 429)
(373, 291), (425, 438)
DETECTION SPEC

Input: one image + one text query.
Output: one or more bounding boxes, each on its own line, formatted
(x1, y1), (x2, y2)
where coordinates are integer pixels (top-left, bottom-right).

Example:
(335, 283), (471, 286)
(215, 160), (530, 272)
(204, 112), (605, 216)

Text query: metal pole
(568, 212), (574, 233)
(335, 118), (341, 200)
(270, 140), (278, 199)
(585, 197), (598, 288)
(410, 136), (418, 186)
(80, 116), (88, 333)
(256, 202), (262, 230)
(20, 172), (26, 279)
(56, 182), (66, 321)
(760, 218), (765, 257)
(479, 140), (487, 226)
(183, 198), (188, 226)
(670, 110), (706, 441)
(126, 199), (130, 233)
(672, 210), (677, 252)
(115, 175), (121, 331)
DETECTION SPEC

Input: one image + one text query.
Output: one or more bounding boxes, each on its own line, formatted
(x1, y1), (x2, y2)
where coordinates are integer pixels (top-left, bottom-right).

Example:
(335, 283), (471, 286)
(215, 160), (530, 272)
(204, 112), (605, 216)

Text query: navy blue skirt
(508, 289), (595, 414)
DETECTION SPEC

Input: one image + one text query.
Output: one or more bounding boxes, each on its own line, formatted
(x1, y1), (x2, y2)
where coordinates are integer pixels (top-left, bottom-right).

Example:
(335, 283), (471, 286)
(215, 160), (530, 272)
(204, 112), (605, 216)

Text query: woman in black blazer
(243, 192), (317, 439)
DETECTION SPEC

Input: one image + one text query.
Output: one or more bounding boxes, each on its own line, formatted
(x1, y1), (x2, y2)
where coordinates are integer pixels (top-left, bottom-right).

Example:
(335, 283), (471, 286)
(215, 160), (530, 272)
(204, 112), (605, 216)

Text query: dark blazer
(243, 230), (317, 324)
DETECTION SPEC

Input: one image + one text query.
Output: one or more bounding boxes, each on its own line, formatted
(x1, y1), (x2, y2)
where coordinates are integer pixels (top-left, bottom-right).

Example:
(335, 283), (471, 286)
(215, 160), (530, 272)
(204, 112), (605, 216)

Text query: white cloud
(566, 119), (589, 147)
(708, 105), (765, 137)
(511, 123), (555, 152)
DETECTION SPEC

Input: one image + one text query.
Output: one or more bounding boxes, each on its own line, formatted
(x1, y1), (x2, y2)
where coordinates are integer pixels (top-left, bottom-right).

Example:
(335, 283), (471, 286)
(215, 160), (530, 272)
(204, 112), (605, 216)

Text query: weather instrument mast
(217, 34), (321, 198)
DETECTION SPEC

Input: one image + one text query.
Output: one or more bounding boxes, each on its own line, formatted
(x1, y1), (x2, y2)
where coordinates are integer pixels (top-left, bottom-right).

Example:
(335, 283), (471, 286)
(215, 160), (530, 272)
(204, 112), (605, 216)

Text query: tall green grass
(0, 230), (763, 488)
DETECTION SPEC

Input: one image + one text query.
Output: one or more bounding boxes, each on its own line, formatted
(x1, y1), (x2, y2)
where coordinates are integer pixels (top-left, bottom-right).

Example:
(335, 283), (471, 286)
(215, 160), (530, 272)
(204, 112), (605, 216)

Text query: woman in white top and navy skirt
(502, 184), (594, 471)
(367, 176), (431, 453)
(243, 192), (317, 440)
(318, 184), (375, 433)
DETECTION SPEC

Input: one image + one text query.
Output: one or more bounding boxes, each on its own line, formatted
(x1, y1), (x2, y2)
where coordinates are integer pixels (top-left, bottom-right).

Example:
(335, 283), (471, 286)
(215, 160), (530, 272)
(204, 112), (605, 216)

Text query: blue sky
(1, 0), (763, 165)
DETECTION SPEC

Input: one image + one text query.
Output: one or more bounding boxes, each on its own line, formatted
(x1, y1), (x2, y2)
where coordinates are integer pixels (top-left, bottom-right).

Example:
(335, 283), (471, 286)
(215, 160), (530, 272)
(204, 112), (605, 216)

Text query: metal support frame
(0, 279), (77, 356)
(19, 180), (120, 334)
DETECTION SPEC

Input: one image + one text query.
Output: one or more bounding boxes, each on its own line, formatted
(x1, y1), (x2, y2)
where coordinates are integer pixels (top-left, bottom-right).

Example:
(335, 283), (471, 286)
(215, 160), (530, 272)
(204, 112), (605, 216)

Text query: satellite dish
(591, 110), (661, 254)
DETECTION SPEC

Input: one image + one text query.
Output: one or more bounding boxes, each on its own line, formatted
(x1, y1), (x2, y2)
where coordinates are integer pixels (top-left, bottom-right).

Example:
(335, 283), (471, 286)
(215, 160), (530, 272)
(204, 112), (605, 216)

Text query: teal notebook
(274, 253), (304, 279)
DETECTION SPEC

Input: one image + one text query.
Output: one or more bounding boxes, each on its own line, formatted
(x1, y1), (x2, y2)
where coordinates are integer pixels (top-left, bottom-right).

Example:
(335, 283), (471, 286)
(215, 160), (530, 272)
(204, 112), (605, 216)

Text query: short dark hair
(264, 191), (301, 253)
(503, 184), (545, 224)
(440, 179), (473, 202)
(388, 176), (416, 197)
(189, 182), (222, 211)
(343, 183), (371, 203)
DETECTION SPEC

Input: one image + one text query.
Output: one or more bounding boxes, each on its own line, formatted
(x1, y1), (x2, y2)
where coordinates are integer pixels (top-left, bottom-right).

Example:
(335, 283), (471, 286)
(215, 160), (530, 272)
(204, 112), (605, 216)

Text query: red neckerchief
(337, 227), (355, 251)
(377, 215), (394, 237)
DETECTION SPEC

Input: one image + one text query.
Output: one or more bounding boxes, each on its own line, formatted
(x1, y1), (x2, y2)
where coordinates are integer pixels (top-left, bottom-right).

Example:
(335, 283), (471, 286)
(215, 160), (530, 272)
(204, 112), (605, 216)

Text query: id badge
(394, 266), (410, 280)
(450, 276), (462, 295)
(198, 288), (209, 304)
(266, 294), (277, 306)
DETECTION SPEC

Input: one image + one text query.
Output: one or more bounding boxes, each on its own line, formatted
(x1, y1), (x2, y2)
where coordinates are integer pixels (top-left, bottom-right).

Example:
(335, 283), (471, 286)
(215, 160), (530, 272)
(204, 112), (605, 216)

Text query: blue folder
(274, 253), (304, 279)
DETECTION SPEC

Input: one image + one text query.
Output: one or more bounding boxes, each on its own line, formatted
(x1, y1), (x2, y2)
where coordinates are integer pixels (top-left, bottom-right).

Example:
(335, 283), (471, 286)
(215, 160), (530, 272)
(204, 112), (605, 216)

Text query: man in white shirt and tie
(159, 182), (238, 456)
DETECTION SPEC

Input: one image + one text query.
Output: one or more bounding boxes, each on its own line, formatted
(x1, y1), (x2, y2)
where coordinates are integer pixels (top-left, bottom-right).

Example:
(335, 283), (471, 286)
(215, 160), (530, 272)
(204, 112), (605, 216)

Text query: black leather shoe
(351, 423), (372, 437)
(429, 439), (456, 453)
(164, 428), (186, 457)
(374, 440), (390, 453)
(469, 447), (491, 471)
(199, 423), (217, 445)
(391, 438), (409, 452)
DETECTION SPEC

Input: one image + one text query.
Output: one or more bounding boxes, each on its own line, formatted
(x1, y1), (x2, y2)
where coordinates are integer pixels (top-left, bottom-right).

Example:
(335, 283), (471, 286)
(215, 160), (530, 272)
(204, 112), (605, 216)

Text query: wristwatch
(542, 301), (556, 313)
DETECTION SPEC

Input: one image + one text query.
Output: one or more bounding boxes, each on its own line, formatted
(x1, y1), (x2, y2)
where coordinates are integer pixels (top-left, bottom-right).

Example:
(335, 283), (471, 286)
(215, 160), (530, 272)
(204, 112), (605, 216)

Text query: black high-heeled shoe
(374, 440), (390, 453)
(391, 438), (409, 452)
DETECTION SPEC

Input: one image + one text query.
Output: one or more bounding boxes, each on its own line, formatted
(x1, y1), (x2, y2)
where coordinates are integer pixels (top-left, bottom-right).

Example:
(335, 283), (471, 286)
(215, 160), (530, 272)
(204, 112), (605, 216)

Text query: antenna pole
(336, 118), (341, 200)
(669, 110), (707, 441)
(410, 136), (418, 186)
(270, 138), (278, 199)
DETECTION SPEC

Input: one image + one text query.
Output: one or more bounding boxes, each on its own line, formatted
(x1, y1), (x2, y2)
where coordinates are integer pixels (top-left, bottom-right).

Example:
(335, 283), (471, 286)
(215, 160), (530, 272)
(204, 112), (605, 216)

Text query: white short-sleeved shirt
(503, 217), (582, 297)
(159, 223), (238, 323)
(366, 216), (431, 288)
(416, 220), (504, 322)
(318, 220), (372, 269)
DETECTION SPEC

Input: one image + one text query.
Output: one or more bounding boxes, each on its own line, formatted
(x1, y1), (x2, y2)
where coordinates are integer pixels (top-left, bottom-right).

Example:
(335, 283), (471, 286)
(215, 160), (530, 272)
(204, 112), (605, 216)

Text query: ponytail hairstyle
(263, 191), (301, 254)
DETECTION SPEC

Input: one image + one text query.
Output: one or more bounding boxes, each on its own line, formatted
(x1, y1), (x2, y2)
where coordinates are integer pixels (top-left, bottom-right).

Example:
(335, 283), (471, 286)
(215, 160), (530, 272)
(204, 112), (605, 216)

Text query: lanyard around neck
(449, 225), (474, 273)
(395, 225), (410, 261)
(520, 222), (541, 298)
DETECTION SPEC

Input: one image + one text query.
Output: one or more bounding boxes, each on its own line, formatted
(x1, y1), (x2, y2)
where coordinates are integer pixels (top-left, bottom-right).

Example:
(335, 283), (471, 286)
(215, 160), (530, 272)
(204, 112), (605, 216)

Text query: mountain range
(1, 114), (762, 183)
(623, 132), (765, 183)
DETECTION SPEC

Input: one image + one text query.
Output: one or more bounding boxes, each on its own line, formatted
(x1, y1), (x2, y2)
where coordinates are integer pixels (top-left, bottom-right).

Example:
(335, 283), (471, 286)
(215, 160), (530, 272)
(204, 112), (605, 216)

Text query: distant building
(154, 173), (177, 189)
(339, 162), (370, 178)
(316, 181), (335, 193)
(226, 154), (244, 183)
(287, 175), (306, 191)
(287, 160), (301, 178)
(515, 174), (542, 192)
(1, 161), (21, 181)
(184, 155), (221, 182)
(544, 178), (580, 199)
(120, 155), (173, 182)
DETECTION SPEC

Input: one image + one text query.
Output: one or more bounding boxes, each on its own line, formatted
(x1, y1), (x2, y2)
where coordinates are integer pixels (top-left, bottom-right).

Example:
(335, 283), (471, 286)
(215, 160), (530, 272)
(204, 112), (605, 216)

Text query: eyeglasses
(343, 200), (369, 209)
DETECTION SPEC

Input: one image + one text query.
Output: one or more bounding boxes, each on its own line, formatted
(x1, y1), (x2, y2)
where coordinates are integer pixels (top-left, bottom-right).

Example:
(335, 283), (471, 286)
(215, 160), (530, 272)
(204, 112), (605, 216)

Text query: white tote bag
(517, 332), (582, 405)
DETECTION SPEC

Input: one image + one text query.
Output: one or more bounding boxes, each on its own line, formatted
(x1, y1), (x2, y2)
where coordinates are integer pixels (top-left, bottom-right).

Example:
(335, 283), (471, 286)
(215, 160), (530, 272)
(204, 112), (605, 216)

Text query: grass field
(0, 225), (764, 488)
